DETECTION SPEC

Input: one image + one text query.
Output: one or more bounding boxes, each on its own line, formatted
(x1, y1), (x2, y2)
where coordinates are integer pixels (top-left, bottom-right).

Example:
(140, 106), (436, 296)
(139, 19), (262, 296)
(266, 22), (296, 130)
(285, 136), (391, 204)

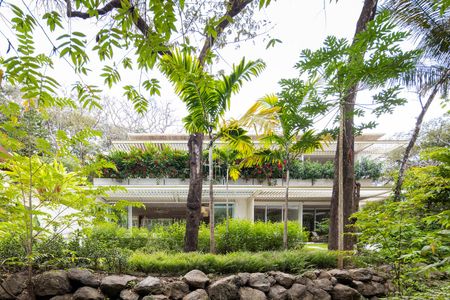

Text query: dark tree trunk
(184, 133), (204, 252)
(393, 72), (448, 200)
(329, 0), (378, 251)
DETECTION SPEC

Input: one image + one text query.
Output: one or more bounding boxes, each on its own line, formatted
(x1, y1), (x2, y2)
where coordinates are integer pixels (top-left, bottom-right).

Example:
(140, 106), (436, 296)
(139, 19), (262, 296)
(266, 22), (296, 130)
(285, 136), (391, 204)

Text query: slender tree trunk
(226, 166), (230, 233)
(329, 0), (378, 251)
(184, 133), (204, 252)
(208, 139), (216, 253)
(393, 76), (447, 200)
(283, 161), (290, 250)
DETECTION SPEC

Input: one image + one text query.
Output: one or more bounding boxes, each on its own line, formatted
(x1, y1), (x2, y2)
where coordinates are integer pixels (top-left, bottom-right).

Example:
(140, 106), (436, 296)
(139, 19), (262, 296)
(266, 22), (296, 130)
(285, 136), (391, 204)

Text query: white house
(94, 133), (406, 232)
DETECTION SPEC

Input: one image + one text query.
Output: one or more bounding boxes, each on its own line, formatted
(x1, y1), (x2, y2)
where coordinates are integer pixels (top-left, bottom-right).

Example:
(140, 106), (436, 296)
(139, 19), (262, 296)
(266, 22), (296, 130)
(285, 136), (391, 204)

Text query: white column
(298, 202), (303, 229)
(247, 197), (255, 222)
(127, 206), (133, 230)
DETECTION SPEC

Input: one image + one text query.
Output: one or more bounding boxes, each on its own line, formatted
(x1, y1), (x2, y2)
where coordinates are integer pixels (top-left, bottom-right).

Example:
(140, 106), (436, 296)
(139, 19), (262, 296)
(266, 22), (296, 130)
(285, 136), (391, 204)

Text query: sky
(0, 0), (447, 136)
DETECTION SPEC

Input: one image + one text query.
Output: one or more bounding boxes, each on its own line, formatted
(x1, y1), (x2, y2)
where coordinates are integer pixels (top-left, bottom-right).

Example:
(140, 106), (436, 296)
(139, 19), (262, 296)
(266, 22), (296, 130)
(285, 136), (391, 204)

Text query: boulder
(306, 286), (331, 300)
(301, 271), (317, 280)
(134, 276), (161, 296)
(207, 276), (239, 300)
(313, 278), (333, 292)
(295, 276), (313, 287)
(67, 269), (100, 288)
(330, 284), (361, 300)
(286, 284), (312, 300)
(352, 281), (385, 298)
(237, 273), (251, 286)
(248, 273), (271, 292)
(269, 272), (295, 289)
(34, 270), (72, 297)
(0, 272), (28, 299)
(183, 270), (210, 289)
(318, 271), (332, 280)
(268, 284), (287, 300)
(73, 287), (104, 300)
(164, 281), (189, 300)
(16, 290), (32, 300)
(142, 295), (169, 300)
(371, 276), (384, 283)
(49, 294), (74, 300)
(100, 275), (137, 298)
(183, 289), (209, 300)
(239, 287), (267, 300)
(329, 269), (353, 284)
(120, 289), (140, 300)
(349, 269), (372, 282)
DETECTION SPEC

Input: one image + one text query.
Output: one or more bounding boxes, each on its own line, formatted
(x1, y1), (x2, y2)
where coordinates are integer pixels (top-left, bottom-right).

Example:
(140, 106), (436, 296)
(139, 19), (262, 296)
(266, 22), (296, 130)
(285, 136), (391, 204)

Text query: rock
(301, 271), (317, 280)
(142, 295), (168, 300)
(183, 289), (209, 300)
(330, 277), (338, 285)
(318, 271), (332, 280)
(183, 270), (210, 289)
(207, 276), (239, 300)
(67, 269), (100, 288)
(349, 269), (372, 282)
(385, 281), (396, 293)
(248, 273), (271, 292)
(164, 281), (189, 300)
(73, 287), (104, 300)
(270, 272), (295, 288)
(313, 279), (333, 292)
(371, 276), (384, 283)
(237, 273), (250, 286)
(330, 284), (361, 300)
(34, 270), (72, 297)
(295, 276), (313, 287)
(0, 272), (28, 299)
(329, 269), (353, 284)
(352, 281), (385, 297)
(307, 286), (331, 300)
(100, 275), (137, 298)
(286, 284), (310, 300)
(120, 289), (140, 300)
(134, 276), (161, 295)
(239, 287), (267, 300)
(49, 294), (74, 300)
(268, 284), (287, 300)
(16, 290), (32, 300)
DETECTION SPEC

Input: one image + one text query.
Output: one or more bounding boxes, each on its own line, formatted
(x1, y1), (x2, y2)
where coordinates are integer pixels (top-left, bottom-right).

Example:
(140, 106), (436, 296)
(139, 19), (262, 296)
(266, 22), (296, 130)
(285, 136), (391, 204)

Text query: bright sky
(0, 0), (446, 136)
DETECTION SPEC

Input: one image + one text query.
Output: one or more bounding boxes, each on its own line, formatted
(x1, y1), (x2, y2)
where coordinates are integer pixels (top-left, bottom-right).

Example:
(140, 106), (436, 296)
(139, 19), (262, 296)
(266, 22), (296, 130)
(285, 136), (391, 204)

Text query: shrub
(144, 219), (307, 254)
(127, 250), (337, 275)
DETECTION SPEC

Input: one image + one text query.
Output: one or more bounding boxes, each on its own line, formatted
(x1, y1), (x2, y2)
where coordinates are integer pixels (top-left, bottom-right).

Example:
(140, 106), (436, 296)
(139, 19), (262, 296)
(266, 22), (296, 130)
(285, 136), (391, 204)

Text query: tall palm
(159, 49), (265, 252)
(382, 0), (450, 200)
(241, 84), (327, 250)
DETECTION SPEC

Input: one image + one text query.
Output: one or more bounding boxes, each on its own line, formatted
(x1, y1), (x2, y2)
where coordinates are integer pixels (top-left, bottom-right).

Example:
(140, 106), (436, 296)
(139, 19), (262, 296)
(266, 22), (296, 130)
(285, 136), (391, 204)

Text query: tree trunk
(184, 133), (204, 252)
(283, 166), (290, 250)
(329, 0), (378, 251)
(208, 140), (216, 253)
(393, 77), (447, 200)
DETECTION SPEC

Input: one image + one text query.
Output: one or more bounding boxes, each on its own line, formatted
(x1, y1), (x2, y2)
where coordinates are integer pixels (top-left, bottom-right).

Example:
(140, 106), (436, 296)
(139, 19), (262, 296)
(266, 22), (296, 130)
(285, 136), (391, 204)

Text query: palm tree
(381, 0), (450, 200)
(159, 49), (265, 252)
(241, 84), (327, 250)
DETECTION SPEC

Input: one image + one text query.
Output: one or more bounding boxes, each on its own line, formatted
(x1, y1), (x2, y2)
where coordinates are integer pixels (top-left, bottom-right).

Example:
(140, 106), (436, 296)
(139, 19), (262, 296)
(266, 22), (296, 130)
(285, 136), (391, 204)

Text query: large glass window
(214, 204), (234, 224)
(267, 206), (282, 222)
(254, 206), (266, 222)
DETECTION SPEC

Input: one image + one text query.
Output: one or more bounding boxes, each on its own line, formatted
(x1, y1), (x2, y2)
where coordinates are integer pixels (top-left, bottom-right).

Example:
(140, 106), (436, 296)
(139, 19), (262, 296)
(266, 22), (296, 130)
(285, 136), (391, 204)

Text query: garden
(0, 0), (449, 299)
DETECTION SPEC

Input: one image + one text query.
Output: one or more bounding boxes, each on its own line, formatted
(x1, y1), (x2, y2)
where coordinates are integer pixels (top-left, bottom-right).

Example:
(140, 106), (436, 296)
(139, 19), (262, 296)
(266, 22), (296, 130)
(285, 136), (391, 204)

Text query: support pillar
(298, 202), (303, 230)
(127, 206), (132, 230)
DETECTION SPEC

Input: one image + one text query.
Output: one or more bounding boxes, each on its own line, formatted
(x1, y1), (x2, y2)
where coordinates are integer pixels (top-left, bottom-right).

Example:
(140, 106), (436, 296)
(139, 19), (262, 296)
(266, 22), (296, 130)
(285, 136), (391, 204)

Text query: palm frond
(239, 94), (281, 135)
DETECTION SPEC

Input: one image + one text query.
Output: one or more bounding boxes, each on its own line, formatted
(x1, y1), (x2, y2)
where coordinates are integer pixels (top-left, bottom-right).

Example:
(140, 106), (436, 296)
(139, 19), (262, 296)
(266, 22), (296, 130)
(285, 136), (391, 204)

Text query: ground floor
(97, 182), (390, 233)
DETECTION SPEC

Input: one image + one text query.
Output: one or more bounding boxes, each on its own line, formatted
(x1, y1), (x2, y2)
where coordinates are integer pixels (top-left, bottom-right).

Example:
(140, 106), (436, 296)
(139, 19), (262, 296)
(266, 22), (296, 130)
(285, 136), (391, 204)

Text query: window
(214, 204), (234, 224)
(254, 205), (299, 222)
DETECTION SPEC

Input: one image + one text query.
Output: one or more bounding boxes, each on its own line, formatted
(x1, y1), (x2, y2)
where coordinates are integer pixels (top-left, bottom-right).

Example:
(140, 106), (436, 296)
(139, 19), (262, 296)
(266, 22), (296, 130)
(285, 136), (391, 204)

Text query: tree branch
(198, 0), (253, 64)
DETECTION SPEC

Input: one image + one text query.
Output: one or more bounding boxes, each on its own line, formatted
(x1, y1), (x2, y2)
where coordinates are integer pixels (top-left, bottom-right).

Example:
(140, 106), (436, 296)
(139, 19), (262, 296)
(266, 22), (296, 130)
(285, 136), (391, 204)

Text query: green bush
(127, 250), (337, 275)
(145, 220), (308, 254)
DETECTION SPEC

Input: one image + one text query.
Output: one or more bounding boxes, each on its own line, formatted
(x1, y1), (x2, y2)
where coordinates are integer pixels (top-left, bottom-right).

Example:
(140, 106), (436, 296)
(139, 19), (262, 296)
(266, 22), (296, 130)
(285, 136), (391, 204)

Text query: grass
(127, 249), (338, 275)
(304, 243), (328, 251)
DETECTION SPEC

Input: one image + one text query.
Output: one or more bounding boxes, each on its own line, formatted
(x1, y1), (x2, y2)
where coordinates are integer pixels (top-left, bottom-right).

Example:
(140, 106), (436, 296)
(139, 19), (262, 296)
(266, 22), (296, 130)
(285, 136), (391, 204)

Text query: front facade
(95, 134), (406, 232)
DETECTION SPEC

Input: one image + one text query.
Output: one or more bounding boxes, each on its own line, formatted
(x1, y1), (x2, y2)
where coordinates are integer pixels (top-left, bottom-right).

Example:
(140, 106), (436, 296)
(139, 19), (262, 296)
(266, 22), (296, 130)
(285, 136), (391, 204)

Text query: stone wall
(0, 268), (393, 300)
